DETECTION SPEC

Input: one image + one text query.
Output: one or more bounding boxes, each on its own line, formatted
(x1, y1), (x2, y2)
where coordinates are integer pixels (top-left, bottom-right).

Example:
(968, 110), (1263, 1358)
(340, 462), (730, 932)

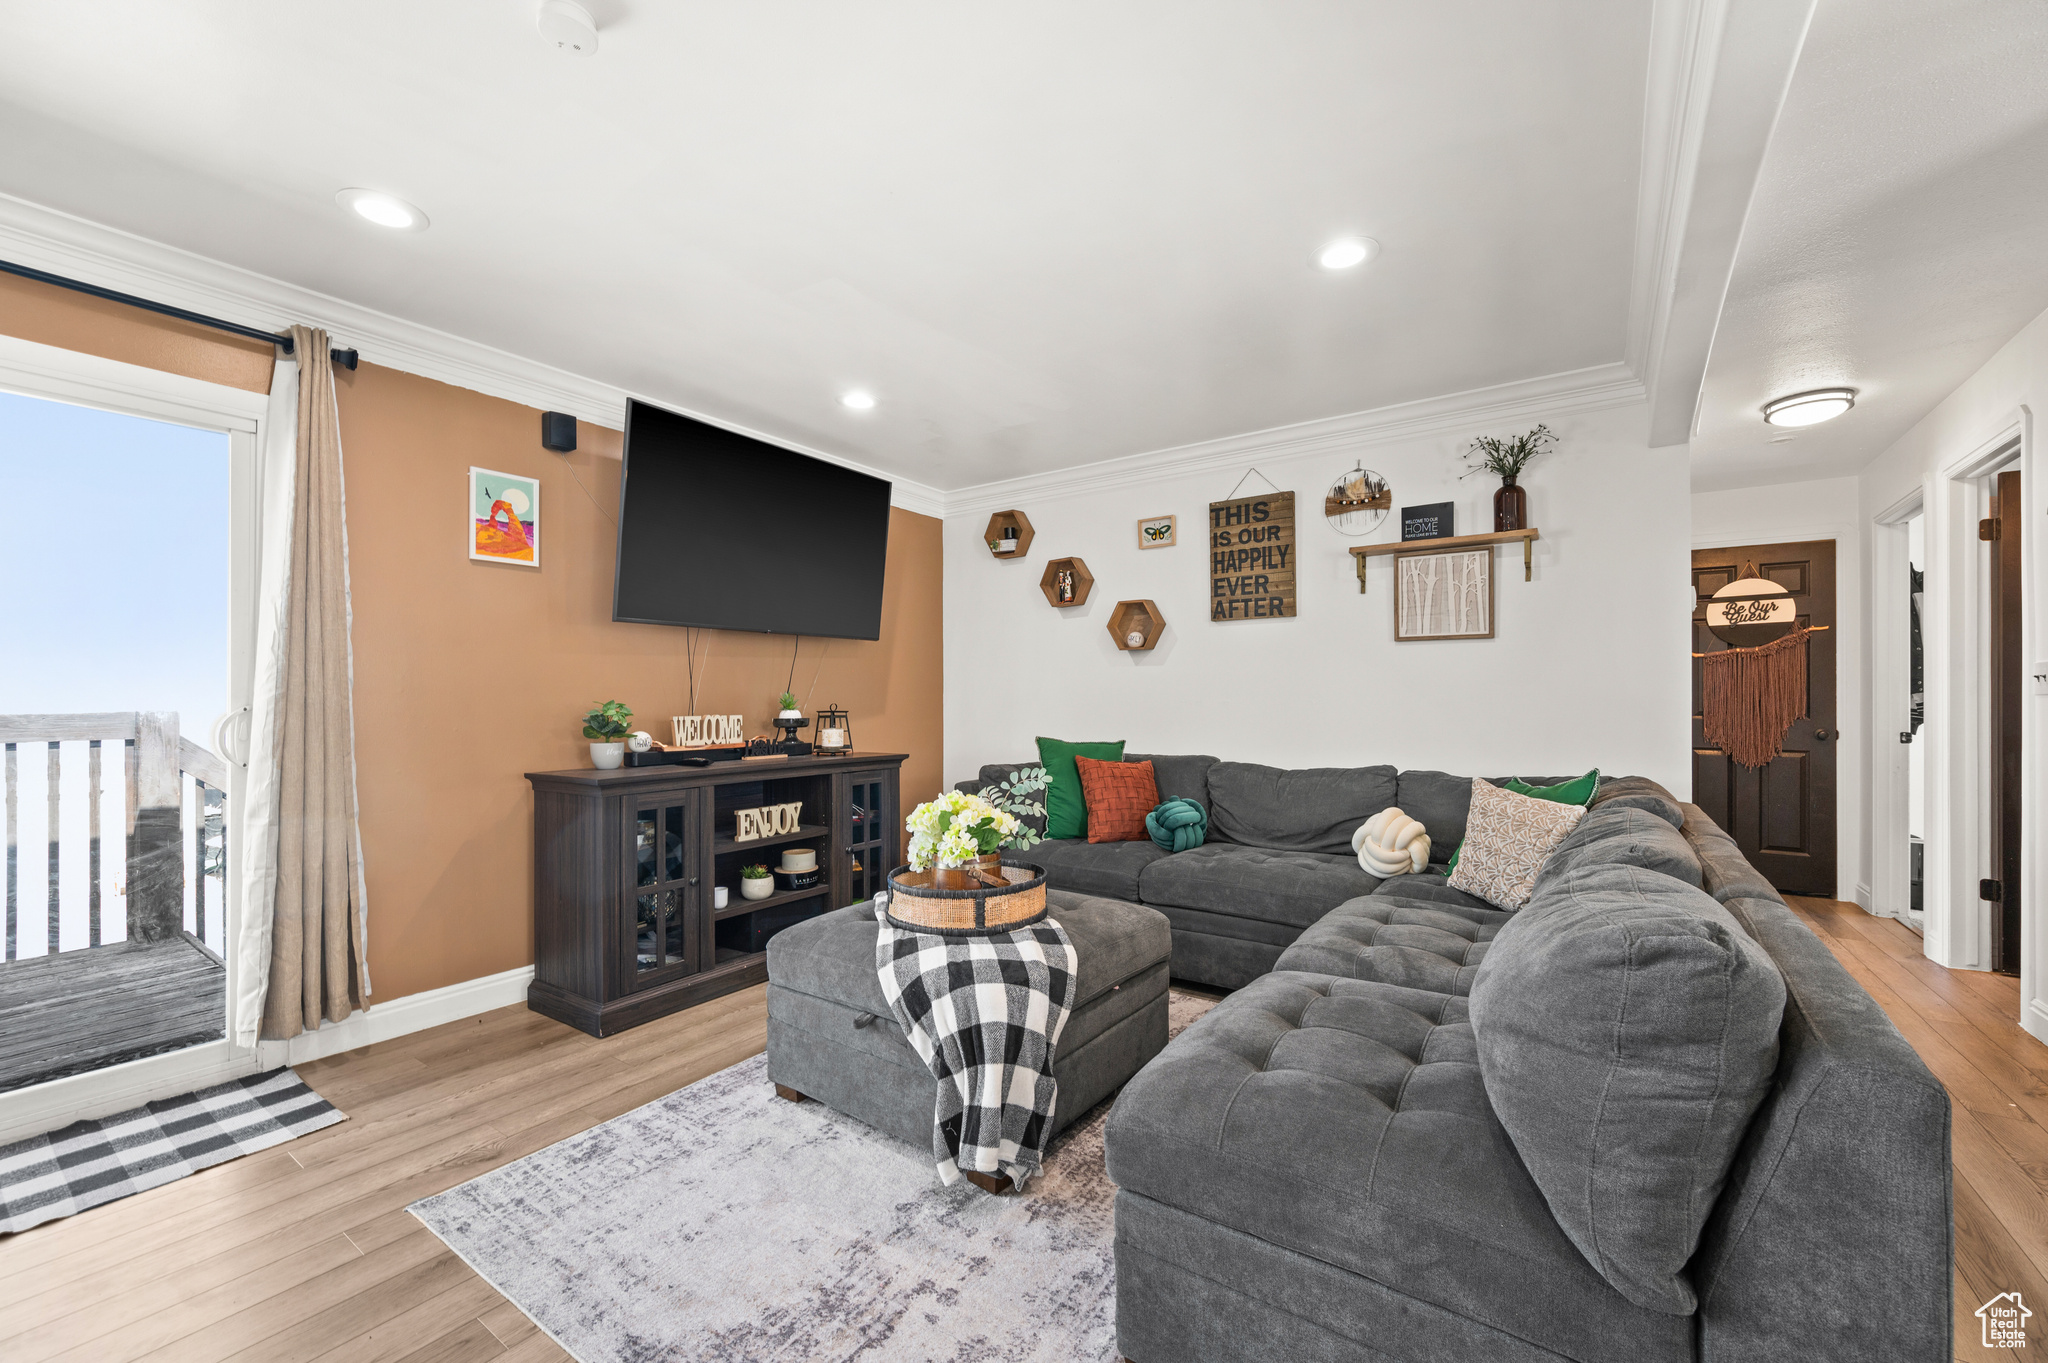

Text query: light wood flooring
(0, 902), (2037, 1361)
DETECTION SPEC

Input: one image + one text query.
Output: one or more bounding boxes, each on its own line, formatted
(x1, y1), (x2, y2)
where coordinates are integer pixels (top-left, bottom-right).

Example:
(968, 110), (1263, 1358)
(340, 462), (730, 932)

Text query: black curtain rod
(0, 258), (359, 370)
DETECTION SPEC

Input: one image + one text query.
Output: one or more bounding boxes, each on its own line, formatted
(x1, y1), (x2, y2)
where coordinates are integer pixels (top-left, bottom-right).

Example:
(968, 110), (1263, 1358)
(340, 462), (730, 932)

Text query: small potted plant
(739, 862), (774, 901)
(582, 700), (634, 769)
(776, 691), (802, 722)
(1463, 423), (1556, 532)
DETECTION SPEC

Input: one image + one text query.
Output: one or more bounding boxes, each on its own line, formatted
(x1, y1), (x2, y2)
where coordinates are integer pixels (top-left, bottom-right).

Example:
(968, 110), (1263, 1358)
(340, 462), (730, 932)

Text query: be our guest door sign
(1208, 491), (1296, 620)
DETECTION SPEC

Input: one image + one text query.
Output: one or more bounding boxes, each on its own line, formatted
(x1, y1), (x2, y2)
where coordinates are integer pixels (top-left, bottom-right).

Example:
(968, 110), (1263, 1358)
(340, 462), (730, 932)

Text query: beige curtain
(261, 325), (370, 1040)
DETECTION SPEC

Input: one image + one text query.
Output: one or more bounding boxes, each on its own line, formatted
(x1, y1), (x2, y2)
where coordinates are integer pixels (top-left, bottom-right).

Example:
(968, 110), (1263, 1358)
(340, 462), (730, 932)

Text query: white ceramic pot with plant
(583, 700), (633, 770)
(776, 691), (803, 723)
(739, 863), (775, 900)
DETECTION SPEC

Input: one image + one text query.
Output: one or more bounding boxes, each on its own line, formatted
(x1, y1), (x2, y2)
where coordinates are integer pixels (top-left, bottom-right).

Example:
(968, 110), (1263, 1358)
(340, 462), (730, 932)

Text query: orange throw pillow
(1075, 756), (1160, 843)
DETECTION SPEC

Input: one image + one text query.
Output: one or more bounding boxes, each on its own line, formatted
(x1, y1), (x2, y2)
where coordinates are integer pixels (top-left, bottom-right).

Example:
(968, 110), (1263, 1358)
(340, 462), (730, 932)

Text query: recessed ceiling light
(840, 390), (876, 411)
(1318, 237), (1379, 270)
(1762, 388), (1856, 427)
(334, 188), (429, 233)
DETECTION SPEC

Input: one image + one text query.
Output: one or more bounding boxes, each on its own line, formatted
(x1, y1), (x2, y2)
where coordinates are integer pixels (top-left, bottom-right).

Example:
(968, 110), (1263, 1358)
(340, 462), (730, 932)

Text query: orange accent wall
(0, 274), (944, 1003)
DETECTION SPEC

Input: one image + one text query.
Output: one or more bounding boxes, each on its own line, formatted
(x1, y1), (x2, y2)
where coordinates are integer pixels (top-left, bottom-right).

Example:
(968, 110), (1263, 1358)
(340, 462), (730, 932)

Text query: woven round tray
(883, 861), (1048, 936)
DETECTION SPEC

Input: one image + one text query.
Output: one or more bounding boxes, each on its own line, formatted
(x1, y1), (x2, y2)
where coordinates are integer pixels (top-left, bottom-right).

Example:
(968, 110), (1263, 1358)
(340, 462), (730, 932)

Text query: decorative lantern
(814, 703), (852, 755)
(1706, 564), (1796, 646)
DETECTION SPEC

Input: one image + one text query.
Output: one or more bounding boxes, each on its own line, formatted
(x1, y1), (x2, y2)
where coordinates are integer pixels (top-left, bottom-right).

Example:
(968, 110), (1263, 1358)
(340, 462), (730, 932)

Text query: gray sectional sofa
(960, 754), (1952, 1361)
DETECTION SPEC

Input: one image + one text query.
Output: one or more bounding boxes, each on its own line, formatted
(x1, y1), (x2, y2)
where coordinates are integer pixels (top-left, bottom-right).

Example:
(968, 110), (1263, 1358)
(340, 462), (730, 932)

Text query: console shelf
(526, 753), (905, 1036)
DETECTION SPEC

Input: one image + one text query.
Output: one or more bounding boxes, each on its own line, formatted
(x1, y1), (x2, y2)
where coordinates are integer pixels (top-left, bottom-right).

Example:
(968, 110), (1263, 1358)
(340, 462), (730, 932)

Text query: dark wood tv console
(525, 753), (906, 1036)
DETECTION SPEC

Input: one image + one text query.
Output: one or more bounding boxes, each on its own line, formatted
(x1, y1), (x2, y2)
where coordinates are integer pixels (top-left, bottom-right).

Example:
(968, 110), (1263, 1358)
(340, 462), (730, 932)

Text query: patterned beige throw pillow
(1447, 778), (1587, 910)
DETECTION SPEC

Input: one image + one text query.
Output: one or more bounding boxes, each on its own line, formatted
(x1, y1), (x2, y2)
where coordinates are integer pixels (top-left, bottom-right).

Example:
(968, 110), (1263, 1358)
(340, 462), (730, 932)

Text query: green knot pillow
(1146, 798), (1208, 853)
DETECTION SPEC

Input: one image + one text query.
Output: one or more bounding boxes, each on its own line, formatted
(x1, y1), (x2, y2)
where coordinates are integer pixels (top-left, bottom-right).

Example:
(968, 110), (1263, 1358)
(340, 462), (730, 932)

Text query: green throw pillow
(1448, 769), (1600, 871)
(1036, 736), (1126, 841)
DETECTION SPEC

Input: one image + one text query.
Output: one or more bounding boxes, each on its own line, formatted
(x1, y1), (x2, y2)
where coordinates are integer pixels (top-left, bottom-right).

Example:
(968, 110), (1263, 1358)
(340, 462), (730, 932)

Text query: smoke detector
(537, 1), (599, 54)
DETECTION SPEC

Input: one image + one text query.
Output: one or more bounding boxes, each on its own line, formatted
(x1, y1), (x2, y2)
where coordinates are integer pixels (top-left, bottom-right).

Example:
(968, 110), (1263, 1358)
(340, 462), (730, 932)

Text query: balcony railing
(1, 712), (229, 963)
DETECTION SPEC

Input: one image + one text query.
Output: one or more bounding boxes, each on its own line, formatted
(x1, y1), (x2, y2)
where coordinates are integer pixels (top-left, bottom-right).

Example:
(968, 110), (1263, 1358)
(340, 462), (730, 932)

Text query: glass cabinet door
(843, 772), (896, 907)
(630, 797), (698, 980)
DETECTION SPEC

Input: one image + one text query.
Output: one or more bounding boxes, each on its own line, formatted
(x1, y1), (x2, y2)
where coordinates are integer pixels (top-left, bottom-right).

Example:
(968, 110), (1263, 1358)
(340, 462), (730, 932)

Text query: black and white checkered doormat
(0, 1067), (345, 1234)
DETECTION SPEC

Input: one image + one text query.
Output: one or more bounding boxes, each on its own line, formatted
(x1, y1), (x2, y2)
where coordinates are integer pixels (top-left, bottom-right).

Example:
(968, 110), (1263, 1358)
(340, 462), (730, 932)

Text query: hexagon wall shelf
(1040, 557), (1094, 607)
(1108, 599), (1164, 651)
(984, 509), (1034, 560)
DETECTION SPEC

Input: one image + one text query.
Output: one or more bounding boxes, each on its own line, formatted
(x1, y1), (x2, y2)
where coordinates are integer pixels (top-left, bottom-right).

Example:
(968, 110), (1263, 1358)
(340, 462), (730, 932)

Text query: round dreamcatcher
(1323, 463), (1391, 537)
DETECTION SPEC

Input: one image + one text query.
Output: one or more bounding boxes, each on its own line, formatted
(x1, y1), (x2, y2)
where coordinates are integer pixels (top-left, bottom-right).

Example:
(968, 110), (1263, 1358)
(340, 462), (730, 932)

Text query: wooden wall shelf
(984, 510), (1034, 560)
(1040, 557), (1094, 606)
(1348, 528), (1540, 592)
(1108, 599), (1164, 651)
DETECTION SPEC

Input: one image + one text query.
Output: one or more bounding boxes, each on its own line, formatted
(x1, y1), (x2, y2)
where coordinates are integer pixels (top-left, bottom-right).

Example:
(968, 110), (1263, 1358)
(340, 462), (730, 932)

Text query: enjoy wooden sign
(1208, 490), (1296, 621)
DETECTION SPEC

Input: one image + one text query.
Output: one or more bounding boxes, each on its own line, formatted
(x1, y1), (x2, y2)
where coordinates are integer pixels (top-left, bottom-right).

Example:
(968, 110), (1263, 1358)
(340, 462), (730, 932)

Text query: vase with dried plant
(1463, 424), (1555, 532)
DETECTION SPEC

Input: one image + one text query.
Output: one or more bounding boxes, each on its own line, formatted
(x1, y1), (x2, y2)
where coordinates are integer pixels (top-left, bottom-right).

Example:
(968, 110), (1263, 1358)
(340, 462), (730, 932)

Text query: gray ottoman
(766, 889), (1173, 1190)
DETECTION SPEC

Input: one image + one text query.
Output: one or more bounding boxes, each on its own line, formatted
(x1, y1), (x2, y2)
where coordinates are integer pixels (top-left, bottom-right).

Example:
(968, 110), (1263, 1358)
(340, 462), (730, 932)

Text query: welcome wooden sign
(1208, 490), (1296, 620)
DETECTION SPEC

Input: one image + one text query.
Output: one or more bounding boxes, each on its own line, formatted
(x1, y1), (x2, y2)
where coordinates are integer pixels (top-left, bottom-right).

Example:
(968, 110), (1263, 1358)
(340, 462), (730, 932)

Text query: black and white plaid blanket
(875, 914), (1078, 1190)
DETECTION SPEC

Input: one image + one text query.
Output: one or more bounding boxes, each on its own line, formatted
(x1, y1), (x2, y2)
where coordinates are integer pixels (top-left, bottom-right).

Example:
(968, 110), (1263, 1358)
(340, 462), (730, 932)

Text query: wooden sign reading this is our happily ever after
(1208, 491), (1296, 621)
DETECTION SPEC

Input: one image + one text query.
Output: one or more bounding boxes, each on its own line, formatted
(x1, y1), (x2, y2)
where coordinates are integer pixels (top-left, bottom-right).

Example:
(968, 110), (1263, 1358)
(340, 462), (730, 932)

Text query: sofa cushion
(1546, 803), (1704, 889)
(1037, 737), (1126, 840)
(1207, 761), (1398, 855)
(971, 762), (1051, 847)
(1372, 869), (1499, 914)
(1125, 752), (1218, 809)
(1470, 861), (1788, 1315)
(1137, 842), (1380, 929)
(1680, 803), (1779, 903)
(1447, 779), (1587, 910)
(1076, 755), (1159, 843)
(1274, 895), (1511, 993)
(1590, 775), (1686, 830)
(1023, 836), (1168, 902)
(1104, 972), (1694, 1363)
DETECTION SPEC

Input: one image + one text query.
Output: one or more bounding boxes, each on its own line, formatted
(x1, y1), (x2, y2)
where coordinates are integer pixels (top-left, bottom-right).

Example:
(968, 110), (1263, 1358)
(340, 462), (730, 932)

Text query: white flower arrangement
(905, 790), (1024, 871)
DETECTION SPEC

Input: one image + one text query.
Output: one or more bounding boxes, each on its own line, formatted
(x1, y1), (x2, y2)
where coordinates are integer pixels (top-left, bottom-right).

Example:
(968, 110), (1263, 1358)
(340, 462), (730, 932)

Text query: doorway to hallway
(1691, 539), (1838, 898)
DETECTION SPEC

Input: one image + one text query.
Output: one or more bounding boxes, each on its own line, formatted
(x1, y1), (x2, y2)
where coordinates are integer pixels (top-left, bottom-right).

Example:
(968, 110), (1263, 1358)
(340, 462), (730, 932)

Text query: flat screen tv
(613, 399), (892, 639)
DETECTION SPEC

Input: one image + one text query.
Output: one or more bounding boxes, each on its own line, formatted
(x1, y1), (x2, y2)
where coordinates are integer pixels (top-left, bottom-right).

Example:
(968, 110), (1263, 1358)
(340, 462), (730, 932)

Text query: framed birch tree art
(1394, 546), (1493, 641)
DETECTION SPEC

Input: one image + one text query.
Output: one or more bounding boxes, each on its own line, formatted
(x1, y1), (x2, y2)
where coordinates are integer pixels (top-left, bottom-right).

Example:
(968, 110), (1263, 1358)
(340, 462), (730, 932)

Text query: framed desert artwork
(470, 466), (540, 567)
(1138, 514), (1176, 549)
(1395, 546), (1493, 641)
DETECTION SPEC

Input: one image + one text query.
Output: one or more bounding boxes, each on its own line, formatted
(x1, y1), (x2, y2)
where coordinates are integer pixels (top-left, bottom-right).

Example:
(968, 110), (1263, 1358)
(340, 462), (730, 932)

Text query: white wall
(1689, 475), (1865, 905)
(1852, 301), (2048, 1033)
(941, 402), (1693, 798)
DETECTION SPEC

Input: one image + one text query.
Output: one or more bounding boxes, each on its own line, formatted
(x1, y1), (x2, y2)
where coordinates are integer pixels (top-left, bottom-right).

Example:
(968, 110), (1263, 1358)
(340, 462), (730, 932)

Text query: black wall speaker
(541, 411), (578, 453)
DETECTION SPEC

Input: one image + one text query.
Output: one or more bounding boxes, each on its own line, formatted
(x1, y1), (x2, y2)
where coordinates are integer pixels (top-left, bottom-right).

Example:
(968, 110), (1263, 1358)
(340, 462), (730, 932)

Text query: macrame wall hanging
(1695, 563), (1830, 769)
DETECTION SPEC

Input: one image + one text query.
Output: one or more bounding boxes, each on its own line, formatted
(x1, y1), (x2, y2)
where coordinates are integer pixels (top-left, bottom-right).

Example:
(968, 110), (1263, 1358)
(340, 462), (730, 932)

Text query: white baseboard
(2025, 999), (2048, 1048)
(258, 966), (537, 1069)
(1853, 883), (1873, 912)
(0, 965), (535, 1147)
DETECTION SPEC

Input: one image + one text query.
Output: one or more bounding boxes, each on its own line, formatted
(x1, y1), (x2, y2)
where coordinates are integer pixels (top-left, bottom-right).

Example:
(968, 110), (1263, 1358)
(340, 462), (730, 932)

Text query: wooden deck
(0, 935), (224, 1094)
(0, 902), (2031, 1359)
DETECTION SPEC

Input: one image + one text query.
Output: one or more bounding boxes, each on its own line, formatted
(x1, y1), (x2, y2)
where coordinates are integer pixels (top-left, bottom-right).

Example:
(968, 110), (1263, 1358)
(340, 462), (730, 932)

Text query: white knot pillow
(1353, 807), (1431, 877)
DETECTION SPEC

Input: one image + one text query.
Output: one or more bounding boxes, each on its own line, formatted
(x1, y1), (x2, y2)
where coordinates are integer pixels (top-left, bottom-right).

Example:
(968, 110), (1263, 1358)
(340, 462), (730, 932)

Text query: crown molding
(943, 362), (1645, 518)
(0, 193), (948, 517)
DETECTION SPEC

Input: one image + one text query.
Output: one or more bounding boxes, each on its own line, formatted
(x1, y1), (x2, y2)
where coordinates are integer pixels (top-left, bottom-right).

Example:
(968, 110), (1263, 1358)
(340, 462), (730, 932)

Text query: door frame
(1907, 409), (2033, 998)
(0, 332), (270, 1144)
(1869, 485), (1925, 930)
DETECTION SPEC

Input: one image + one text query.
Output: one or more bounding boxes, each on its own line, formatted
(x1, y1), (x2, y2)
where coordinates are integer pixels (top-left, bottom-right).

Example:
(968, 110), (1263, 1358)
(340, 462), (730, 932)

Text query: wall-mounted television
(612, 399), (893, 640)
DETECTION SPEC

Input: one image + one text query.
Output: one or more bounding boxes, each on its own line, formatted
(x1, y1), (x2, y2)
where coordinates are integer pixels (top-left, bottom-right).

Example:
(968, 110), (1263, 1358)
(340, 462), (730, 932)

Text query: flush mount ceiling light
(840, 390), (877, 411)
(334, 188), (429, 232)
(536, 0), (599, 54)
(1317, 236), (1379, 270)
(1762, 387), (1856, 427)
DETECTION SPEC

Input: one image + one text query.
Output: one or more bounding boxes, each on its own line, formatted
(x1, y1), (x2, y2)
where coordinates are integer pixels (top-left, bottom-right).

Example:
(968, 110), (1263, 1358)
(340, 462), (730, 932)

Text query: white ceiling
(0, 1), (1652, 491)
(1688, 0), (2048, 492)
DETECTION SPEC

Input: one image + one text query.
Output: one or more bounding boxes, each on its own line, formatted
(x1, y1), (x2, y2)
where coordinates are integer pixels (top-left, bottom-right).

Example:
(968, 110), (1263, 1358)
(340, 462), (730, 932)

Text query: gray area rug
(411, 989), (1215, 1362)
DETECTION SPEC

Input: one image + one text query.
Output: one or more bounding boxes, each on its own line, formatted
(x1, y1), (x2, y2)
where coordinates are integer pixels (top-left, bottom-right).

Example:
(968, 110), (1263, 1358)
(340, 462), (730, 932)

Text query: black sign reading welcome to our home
(1401, 501), (1456, 541)
(1208, 491), (1296, 620)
